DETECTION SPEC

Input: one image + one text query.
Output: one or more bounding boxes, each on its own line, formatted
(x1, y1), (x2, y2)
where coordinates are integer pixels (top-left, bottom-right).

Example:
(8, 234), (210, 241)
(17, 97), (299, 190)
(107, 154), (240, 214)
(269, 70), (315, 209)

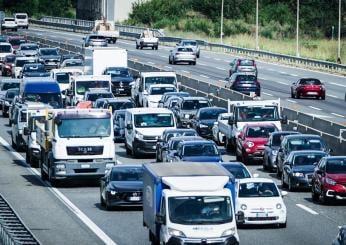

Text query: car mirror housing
(281, 191), (288, 197)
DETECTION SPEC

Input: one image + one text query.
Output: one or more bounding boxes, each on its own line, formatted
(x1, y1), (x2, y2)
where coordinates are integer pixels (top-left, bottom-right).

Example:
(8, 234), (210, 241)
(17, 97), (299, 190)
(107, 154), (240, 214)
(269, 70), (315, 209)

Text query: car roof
(149, 84), (176, 88)
(111, 164), (143, 170)
(289, 150), (328, 155)
(284, 134), (322, 140)
(221, 161), (247, 167)
(140, 72), (176, 77)
(169, 136), (203, 142)
(180, 139), (215, 145)
(181, 96), (209, 101)
(238, 178), (274, 184)
(271, 131), (300, 136)
(198, 106), (227, 112)
(0, 79), (21, 83)
(163, 128), (196, 134)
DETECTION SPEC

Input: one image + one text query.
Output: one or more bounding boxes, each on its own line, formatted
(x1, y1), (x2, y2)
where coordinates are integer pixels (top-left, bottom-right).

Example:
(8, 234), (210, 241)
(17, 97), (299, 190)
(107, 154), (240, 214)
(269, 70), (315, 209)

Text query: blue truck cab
(20, 77), (63, 108)
(143, 162), (240, 245)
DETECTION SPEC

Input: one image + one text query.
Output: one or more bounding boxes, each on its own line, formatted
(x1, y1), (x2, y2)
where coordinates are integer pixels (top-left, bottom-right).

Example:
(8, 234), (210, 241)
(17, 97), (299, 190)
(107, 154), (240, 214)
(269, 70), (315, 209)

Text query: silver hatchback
(83, 34), (108, 48)
(169, 46), (196, 65)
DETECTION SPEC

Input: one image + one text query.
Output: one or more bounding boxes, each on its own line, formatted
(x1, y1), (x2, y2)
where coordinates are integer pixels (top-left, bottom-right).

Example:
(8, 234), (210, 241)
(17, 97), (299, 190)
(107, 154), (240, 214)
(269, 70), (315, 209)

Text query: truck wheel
(41, 163), (48, 181)
(155, 45), (158, 50)
(48, 166), (59, 187)
(152, 46), (155, 50)
(136, 44), (139, 49)
(125, 142), (131, 155)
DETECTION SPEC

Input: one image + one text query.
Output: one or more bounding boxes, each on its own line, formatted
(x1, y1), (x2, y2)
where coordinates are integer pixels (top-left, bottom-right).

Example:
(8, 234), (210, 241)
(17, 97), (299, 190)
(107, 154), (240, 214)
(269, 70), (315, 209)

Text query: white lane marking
(200, 75), (210, 79)
(198, 62), (207, 66)
(215, 67), (226, 71)
(263, 92), (273, 96)
(309, 106), (322, 111)
(181, 70), (190, 73)
(328, 94), (338, 98)
(296, 204), (318, 215)
(286, 99), (297, 103)
(308, 114), (332, 118)
(277, 81), (289, 85)
(205, 56), (211, 59)
(144, 52), (151, 55)
(291, 74), (299, 77)
(0, 136), (117, 245)
(279, 71), (287, 75)
(147, 61), (155, 65)
(214, 58), (221, 61)
(159, 55), (166, 58)
(331, 113), (345, 118)
(164, 66), (172, 69)
(330, 82), (346, 88)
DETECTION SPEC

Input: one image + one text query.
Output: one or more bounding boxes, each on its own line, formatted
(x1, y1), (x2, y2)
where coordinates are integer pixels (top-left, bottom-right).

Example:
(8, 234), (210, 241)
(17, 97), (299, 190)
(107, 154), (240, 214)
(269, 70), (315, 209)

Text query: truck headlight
(240, 204), (247, 210)
(110, 190), (116, 195)
(168, 228), (186, 238)
(135, 131), (143, 140)
(56, 164), (65, 169)
(184, 114), (190, 119)
(246, 142), (254, 147)
(199, 124), (208, 128)
(293, 172), (304, 177)
(221, 227), (236, 237)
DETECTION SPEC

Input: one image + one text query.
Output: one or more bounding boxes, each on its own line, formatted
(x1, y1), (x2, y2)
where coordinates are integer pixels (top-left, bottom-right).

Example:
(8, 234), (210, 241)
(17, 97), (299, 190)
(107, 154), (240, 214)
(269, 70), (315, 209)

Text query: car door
(315, 159), (326, 194)
(282, 154), (293, 184)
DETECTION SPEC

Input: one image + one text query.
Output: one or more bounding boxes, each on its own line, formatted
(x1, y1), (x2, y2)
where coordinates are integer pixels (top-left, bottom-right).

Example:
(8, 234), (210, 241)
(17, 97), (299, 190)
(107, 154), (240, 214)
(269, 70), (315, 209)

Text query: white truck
(36, 108), (116, 186)
(136, 29), (159, 50)
(93, 19), (119, 44)
(124, 108), (176, 158)
(218, 99), (287, 152)
(83, 47), (127, 75)
(131, 71), (178, 107)
(143, 162), (241, 245)
(65, 75), (112, 106)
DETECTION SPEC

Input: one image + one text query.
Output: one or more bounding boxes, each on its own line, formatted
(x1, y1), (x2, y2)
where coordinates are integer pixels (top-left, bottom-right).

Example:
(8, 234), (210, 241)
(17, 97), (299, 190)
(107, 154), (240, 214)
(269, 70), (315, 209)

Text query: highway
(0, 27), (344, 245)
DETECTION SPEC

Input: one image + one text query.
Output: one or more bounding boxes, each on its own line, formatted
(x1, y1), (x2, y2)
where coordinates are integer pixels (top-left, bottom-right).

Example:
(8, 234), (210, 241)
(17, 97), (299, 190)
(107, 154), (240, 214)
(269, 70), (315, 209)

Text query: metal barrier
(29, 16), (346, 73)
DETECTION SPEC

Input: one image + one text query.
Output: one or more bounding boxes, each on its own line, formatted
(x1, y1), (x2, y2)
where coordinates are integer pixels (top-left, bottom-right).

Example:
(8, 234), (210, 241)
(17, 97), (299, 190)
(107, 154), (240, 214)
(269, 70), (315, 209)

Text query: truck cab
(131, 72), (178, 107)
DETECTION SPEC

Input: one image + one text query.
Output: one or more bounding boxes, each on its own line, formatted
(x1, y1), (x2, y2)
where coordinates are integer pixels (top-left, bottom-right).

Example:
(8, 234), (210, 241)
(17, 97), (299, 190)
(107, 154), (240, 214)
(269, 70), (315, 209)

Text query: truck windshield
(24, 93), (62, 108)
(56, 73), (70, 84)
(58, 118), (111, 138)
(237, 106), (279, 122)
(168, 196), (233, 225)
(134, 113), (174, 128)
(76, 80), (110, 95)
(145, 76), (176, 91)
(29, 116), (45, 131)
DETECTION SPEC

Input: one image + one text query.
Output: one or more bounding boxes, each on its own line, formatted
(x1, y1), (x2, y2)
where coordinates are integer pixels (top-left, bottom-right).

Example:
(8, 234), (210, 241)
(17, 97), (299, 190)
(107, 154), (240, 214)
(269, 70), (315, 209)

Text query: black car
(100, 165), (143, 210)
(172, 96), (212, 128)
(158, 91), (190, 108)
(102, 98), (136, 113)
(103, 67), (133, 96)
(191, 107), (227, 138)
(263, 131), (300, 171)
(2, 88), (19, 117)
(163, 136), (203, 162)
(226, 72), (260, 97)
(221, 161), (252, 179)
(156, 128), (197, 162)
(38, 48), (61, 70)
(20, 63), (49, 78)
(276, 134), (329, 177)
(281, 150), (329, 191)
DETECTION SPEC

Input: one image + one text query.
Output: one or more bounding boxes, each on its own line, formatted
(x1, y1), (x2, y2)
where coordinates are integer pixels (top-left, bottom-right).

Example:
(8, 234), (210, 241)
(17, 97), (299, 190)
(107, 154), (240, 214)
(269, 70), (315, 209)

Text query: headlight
(106, 163), (114, 169)
(184, 114), (190, 119)
(56, 164), (65, 169)
(326, 177), (336, 185)
(246, 142), (254, 148)
(293, 172), (304, 177)
(5, 101), (10, 106)
(272, 150), (278, 156)
(135, 131), (143, 140)
(168, 228), (186, 238)
(221, 227), (236, 237)
(199, 124), (208, 128)
(240, 204), (247, 210)
(276, 203), (282, 209)
(110, 190), (116, 195)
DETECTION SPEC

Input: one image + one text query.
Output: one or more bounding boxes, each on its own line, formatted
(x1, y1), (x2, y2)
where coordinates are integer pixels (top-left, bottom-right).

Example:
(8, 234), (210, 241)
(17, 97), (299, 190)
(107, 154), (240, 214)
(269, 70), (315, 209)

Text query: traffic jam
(0, 24), (345, 245)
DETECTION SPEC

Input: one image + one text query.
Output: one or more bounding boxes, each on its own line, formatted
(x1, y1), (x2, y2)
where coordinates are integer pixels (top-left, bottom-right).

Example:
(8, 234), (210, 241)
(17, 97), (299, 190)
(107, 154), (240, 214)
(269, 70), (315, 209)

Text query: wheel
(321, 94), (325, 100)
(125, 142), (131, 155)
(168, 57), (172, 64)
(26, 149), (31, 165)
(11, 136), (17, 150)
(276, 164), (282, 177)
(41, 165), (48, 180)
(225, 137), (232, 152)
(136, 44), (139, 49)
(281, 173), (287, 188)
(263, 158), (268, 171)
(197, 53), (200, 58)
(152, 46), (154, 50)
(140, 45), (143, 49)
(155, 45), (158, 50)
(320, 191), (330, 205)
(192, 61), (196, 65)
(172, 58), (176, 65)
(311, 185), (319, 202)
(132, 143), (139, 158)
(105, 197), (112, 211)
(297, 92), (301, 99)
(291, 89), (295, 98)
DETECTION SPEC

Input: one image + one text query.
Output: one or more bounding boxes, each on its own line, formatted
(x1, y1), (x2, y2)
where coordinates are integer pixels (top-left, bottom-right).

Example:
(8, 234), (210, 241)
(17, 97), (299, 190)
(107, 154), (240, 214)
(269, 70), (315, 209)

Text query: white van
(14, 13), (29, 29)
(124, 108), (176, 157)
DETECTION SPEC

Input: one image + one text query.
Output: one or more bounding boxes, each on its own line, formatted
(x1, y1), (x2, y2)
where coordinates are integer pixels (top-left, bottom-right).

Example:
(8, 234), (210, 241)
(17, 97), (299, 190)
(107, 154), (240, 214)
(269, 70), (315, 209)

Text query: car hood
(109, 181), (143, 192)
(292, 165), (315, 173)
(111, 77), (133, 83)
(199, 119), (217, 126)
(40, 55), (60, 60)
(181, 156), (222, 162)
(21, 50), (38, 56)
(147, 95), (163, 103)
(327, 173), (346, 183)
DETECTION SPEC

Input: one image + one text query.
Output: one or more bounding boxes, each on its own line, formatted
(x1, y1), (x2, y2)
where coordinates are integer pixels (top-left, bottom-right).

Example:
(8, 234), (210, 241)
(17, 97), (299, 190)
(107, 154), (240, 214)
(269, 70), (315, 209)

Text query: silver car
(16, 43), (39, 57)
(82, 34), (108, 48)
(178, 39), (200, 58)
(169, 46), (196, 65)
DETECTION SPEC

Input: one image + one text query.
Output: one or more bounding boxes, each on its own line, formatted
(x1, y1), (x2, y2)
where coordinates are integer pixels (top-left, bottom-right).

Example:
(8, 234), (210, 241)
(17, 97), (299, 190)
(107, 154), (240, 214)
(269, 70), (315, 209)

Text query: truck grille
(143, 135), (158, 141)
(67, 146), (104, 155)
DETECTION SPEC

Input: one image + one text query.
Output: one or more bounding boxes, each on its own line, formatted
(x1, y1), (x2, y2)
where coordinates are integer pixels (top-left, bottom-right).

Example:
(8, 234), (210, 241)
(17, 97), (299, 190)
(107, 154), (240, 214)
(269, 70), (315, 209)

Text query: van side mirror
(228, 116), (234, 125)
(236, 211), (245, 224)
(155, 213), (166, 225)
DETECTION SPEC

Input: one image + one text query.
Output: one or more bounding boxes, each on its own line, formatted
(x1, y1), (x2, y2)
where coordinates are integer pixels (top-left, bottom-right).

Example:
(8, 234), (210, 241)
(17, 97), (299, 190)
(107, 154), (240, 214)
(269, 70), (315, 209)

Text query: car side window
(318, 159), (326, 170)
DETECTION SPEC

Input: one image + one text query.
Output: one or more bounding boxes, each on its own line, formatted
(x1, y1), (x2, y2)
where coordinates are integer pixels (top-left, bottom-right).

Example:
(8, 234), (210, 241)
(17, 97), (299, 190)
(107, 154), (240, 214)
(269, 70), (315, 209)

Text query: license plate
(81, 164), (90, 168)
(116, 88), (124, 92)
(307, 92), (318, 95)
(256, 212), (267, 217)
(128, 196), (141, 201)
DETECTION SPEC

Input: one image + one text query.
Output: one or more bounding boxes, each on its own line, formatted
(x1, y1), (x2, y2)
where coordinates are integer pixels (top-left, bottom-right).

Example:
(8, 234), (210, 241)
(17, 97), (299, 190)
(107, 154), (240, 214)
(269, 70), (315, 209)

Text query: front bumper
(107, 191), (143, 207)
(246, 150), (265, 161)
(133, 138), (157, 154)
(242, 210), (286, 225)
(197, 126), (213, 138)
(290, 175), (313, 188)
(325, 190), (346, 200)
(167, 235), (239, 245)
(111, 83), (131, 95)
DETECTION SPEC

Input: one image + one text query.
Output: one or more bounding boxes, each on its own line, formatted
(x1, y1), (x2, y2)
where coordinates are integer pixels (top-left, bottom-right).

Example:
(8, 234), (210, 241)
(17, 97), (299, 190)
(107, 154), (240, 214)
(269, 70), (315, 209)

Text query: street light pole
(255, 0), (259, 50)
(337, 0), (341, 60)
(296, 0), (300, 57)
(220, 0), (224, 44)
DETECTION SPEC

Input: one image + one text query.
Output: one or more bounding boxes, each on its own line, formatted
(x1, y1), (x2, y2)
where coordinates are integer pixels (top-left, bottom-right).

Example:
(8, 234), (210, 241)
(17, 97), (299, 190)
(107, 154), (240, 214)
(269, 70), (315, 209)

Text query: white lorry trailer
(143, 162), (240, 245)
(36, 108), (116, 186)
(218, 99), (287, 152)
(84, 47), (127, 75)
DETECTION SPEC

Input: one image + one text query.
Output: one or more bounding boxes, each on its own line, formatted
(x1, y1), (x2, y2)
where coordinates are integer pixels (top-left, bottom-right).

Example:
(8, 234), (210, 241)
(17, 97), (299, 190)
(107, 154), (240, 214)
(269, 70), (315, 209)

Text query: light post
(337, 0), (341, 60)
(220, 0), (224, 44)
(296, 0), (300, 57)
(332, 26), (335, 41)
(255, 0), (259, 50)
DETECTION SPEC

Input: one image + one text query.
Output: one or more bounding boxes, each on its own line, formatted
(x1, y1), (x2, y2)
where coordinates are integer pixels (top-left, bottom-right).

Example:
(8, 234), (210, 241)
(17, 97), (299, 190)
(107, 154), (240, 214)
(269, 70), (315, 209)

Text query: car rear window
(15, 14), (27, 19)
(239, 60), (255, 66)
(300, 79), (321, 85)
(236, 75), (256, 82)
(288, 138), (323, 151)
(293, 154), (326, 165)
(177, 47), (193, 52)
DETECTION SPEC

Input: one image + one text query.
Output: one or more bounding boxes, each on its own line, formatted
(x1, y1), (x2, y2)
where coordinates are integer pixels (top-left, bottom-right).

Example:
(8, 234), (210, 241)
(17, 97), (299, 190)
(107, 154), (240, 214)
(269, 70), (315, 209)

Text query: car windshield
(168, 196), (232, 225)
(165, 131), (197, 142)
(222, 165), (251, 179)
(2, 83), (19, 90)
(40, 49), (58, 55)
(272, 133), (293, 146)
(111, 167), (143, 181)
(76, 80), (110, 95)
(106, 68), (130, 77)
(299, 79), (321, 85)
(24, 93), (62, 108)
(15, 59), (37, 67)
(21, 45), (38, 50)
(246, 126), (276, 138)
(145, 76), (176, 90)
(9, 39), (26, 46)
(56, 73), (70, 84)
(293, 154), (326, 166)
(183, 143), (219, 156)
(58, 118), (111, 138)
(86, 93), (113, 102)
(237, 106), (280, 122)
(177, 47), (193, 52)
(0, 45), (11, 53)
(239, 60), (255, 66)
(200, 109), (225, 120)
(238, 182), (279, 198)
(23, 64), (45, 72)
(236, 75), (256, 82)
(107, 101), (134, 112)
(326, 158), (346, 174)
(150, 86), (176, 95)
(134, 113), (174, 128)
(288, 138), (324, 152)
(182, 100), (210, 110)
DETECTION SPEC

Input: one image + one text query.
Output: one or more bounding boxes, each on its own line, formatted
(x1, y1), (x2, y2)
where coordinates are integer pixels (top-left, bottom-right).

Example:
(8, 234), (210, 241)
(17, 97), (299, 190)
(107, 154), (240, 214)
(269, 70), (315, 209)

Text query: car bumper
(197, 127), (213, 138)
(167, 235), (239, 245)
(140, 42), (158, 47)
(242, 211), (286, 225)
(174, 56), (196, 62)
(325, 190), (346, 200)
(106, 192), (143, 206)
(246, 151), (265, 161)
(290, 175), (312, 188)
(133, 138), (157, 154)
(299, 91), (324, 97)
(111, 84), (131, 95)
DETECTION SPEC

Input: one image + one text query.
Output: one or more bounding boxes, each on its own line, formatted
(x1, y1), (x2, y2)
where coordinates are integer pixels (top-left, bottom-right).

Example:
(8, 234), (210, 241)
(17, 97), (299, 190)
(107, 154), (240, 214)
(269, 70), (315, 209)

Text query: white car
(212, 112), (233, 145)
(1, 17), (17, 31)
(236, 178), (287, 227)
(14, 13), (28, 29)
(144, 84), (177, 108)
(169, 46), (196, 65)
(0, 42), (13, 62)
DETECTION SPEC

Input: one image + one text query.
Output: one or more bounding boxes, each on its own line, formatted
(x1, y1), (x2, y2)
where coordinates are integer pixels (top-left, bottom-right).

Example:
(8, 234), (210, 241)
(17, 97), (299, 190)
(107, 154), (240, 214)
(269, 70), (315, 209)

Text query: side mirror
(228, 116), (234, 125)
(213, 121), (218, 126)
(281, 115), (288, 124)
(281, 191), (288, 197)
(235, 211), (245, 224)
(155, 213), (166, 225)
(23, 127), (30, 135)
(61, 90), (66, 95)
(126, 124), (133, 130)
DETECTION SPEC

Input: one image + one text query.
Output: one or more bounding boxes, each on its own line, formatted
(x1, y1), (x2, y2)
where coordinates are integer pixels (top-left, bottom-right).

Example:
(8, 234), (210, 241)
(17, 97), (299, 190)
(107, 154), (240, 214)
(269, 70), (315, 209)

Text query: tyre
(132, 144), (139, 158)
(297, 92), (301, 99)
(140, 45), (143, 49)
(242, 152), (248, 164)
(41, 165), (48, 180)
(225, 137), (232, 152)
(197, 53), (200, 58)
(291, 89), (295, 98)
(48, 166), (58, 187)
(11, 136), (17, 150)
(168, 57), (172, 64)
(136, 44), (139, 49)
(278, 221), (287, 228)
(125, 142), (131, 155)
(320, 191), (331, 205)
(311, 186), (319, 202)
(100, 190), (105, 206)
(172, 58), (176, 65)
(26, 149), (31, 165)
(281, 173), (287, 188)
(321, 94), (325, 100)
(288, 178), (295, 192)
(155, 45), (158, 50)
(192, 61), (196, 65)
(152, 46), (154, 50)
(276, 164), (282, 177)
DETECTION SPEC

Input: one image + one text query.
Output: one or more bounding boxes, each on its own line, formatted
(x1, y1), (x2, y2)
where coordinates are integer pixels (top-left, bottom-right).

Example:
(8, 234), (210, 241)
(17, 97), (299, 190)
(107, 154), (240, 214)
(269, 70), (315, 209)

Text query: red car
(1, 54), (16, 77)
(311, 156), (346, 204)
(291, 78), (325, 100)
(236, 123), (278, 164)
